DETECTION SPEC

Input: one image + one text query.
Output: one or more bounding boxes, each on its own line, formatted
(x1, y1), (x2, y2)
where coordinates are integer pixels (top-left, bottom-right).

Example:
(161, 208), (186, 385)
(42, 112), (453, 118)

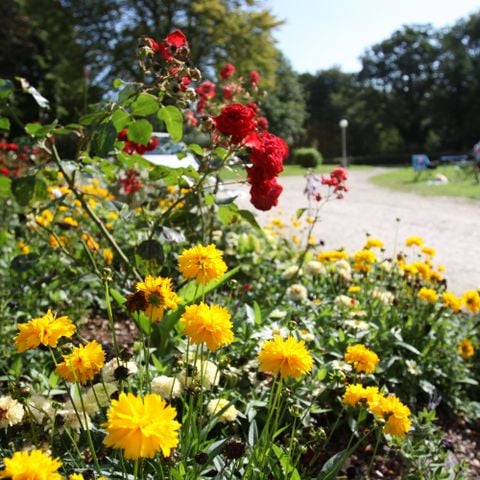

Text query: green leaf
(12, 175), (36, 206)
(0, 79), (14, 99)
(128, 119), (152, 146)
(158, 106), (183, 142)
(131, 93), (159, 116)
(137, 239), (164, 261)
(214, 147), (228, 159)
(117, 152), (153, 170)
(111, 109), (130, 131)
(397, 341), (421, 355)
(79, 111), (108, 126)
(189, 144), (204, 156)
(218, 204), (239, 225)
(0, 117), (10, 131)
(318, 449), (349, 480)
(25, 122), (57, 138)
(34, 177), (48, 201)
(11, 253), (39, 272)
(110, 288), (126, 305)
(0, 176), (11, 198)
(113, 78), (126, 88)
(272, 445), (301, 480)
(91, 122), (117, 157)
(238, 209), (265, 235)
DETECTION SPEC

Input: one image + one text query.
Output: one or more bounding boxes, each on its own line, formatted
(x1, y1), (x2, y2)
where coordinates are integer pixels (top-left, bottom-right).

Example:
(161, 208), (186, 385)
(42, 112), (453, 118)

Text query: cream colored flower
(305, 260), (326, 276)
(335, 295), (357, 308)
(58, 404), (93, 431)
(179, 358), (219, 390)
(344, 319), (370, 331)
(151, 376), (183, 399)
(371, 289), (395, 305)
(25, 394), (55, 423)
(102, 358), (138, 383)
(287, 284), (308, 301)
(334, 260), (352, 281)
(0, 395), (24, 427)
(83, 383), (118, 413)
(207, 398), (238, 423)
(282, 266), (302, 280)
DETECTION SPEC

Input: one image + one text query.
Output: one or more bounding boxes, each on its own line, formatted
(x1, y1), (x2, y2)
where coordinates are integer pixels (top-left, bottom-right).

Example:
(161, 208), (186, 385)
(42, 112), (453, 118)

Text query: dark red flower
(213, 103), (256, 138)
(249, 70), (260, 85)
(220, 63), (236, 80)
(0, 167), (9, 176)
(165, 29), (188, 48)
(7, 143), (18, 152)
(119, 169), (142, 195)
(247, 102), (259, 114)
(321, 167), (348, 197)
(197, 98), (207, 114)
(249, 131), (288, 179)
(249, 177), (283, 211)
(256, 116), (269, 131)
(223, 84), (235, 101)
(195, 81), (216, 100)
(117, 129), (128, 142)
(146, 136), (159, 151)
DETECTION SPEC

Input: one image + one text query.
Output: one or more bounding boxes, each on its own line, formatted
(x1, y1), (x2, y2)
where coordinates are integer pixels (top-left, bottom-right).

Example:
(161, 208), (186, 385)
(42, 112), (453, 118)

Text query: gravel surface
(235, 168), (480, 295)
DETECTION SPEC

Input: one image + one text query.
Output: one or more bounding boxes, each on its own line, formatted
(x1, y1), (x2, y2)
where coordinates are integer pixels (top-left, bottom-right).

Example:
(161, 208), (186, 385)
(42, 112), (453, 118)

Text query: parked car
(142, 132), (198, 169)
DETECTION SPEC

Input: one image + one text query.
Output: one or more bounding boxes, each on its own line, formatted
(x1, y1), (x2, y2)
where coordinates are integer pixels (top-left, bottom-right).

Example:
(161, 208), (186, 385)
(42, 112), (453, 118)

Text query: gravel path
(235, 168), (480, 295)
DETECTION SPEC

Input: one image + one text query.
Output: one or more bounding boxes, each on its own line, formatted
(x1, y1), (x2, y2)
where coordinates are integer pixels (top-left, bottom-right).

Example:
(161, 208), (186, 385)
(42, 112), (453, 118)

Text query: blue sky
(268, 0), (480, 73)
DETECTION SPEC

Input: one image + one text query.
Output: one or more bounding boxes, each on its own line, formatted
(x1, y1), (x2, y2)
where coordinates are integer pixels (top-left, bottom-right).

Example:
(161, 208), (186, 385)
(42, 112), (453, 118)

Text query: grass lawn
(220, 163), (371, 181)
(369, 164), (480, 200)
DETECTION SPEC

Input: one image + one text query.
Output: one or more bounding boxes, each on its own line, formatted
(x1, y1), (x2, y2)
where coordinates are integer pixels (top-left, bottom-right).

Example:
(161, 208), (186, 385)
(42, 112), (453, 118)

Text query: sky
(268, 0), (480, 73)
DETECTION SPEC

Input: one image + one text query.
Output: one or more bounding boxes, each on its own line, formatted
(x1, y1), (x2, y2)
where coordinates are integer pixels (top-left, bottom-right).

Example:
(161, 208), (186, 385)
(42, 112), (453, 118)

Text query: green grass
(369, 164), (480, 200)
(220, 163), (371, 181)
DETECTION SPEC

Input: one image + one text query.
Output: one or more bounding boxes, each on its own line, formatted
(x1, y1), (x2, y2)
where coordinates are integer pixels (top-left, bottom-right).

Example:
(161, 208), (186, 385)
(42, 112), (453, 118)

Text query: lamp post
(339, 118), (348, 167)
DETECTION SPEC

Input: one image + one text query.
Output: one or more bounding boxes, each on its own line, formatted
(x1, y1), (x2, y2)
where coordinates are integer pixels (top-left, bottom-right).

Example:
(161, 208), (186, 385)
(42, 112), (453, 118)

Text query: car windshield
(149, 138), (184, 155)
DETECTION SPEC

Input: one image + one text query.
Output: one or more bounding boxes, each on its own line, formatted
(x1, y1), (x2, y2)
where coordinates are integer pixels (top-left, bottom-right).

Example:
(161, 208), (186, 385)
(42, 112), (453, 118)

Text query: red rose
(249, 131), (288, 178)
(0, 167), (9, 176)
(250, 70), (260, 85)
(249, 177), (283, 211)
(247, 102), (259, 114)
(165, 29), (188, 48)
(213, 103), (256, 138)
(256, 116), (269, 131)
(195, 81), (216, 100)
(223, 84), (235, 101)
(220, 63), (236, 80)
(197, 98), (207, 114)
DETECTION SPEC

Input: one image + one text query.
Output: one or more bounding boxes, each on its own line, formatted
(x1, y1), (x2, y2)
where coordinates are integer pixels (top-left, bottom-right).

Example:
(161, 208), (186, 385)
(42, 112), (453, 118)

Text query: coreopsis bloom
(373, 395), (412, 437)
(405, 236), (423, 247)
(17, 241), (30, 255)
(317, 250), (348, 263)
(421, 245), (436, 257)
(35, 209), (54, 227)
(178, 244), (227, 284)
(132, 275), (180, 322)
(417, 287), (438, 303)
(207, 398), (238, 423)
(258, 336), (313, 379)
(348, 286), (361, 294)
(103, 248), (113, 265)
(461, 290), (480, 314)
(103, 392), (181, 459)
(48, 234), (68, 249)
(364, 237), (384, 249)
(81, 233), (99, 251)
(458, 338), (475, 359)
(56, 341), (105, 384)
(180, 303), (234, 351)
(353, 249), (376, 272)
(412, 261), (431, 281)
(0, 396), (24, 427)
(442, 292), (461, 312)
(344, 344), (380, 375)
(15, 309), (75, 352)
(342, 384), (380, 407)
(0, 450), (62, 480)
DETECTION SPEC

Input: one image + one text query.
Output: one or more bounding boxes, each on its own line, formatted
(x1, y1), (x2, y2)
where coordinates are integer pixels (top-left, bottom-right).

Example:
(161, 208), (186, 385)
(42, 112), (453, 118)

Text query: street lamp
(339, 118), (348, 167)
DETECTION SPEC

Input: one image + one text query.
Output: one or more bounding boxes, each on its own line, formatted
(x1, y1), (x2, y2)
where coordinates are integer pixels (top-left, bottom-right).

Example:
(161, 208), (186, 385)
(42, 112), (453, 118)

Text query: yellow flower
(442, 292), (461, 312)
(421, 246), (435, 257)
(417, 287), (438, 303)
(180, 303), (233, 351)
(135, 275), (180, 322)
(15, 310), (76, 352)
(364, 237), (384, 249)
(48, 234), (69, 249)
(405, 236), (423, 247)
(81, 233), (99, 251)
(178, 244), (227, 284)
(373, 395), (412, 437)
(103, 392), (180, 459)
(461, 290), (480, 314)
(63, 216), (78, 227)
(103, 248), (113, 265)
(317, 250), (348, 263)
(400, 263), (417, 276)
(270, 218), (285, 228)
(412, 262), (431, 281)
(0, 449), (63, 480)
(207, 398), (238, 423)
(258, 336), (313, 379)
(348, 286), (361, 294)
(56, 341), (105, 384)
(35, 209), (54, 227)
(458, 338), (474, 359)
(69, 475), (84, 480)
(344, 344), (380, 375)
(343, 384), (381, 407)
(353, 249), (376, 272)
(17, 241), (30, 255)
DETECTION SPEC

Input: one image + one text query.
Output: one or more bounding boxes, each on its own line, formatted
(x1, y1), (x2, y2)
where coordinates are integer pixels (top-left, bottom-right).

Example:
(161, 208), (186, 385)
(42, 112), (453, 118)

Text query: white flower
(406, 359), (422, 376)
(335, 295), (357, 308)
(372, 289), (394, 305)
(330, 360), (352, 372)
(102, 358), (138, 383)
(0, 396), (24, 427)
(253, 322), (289, 341)
(380, 260), (394, 272)
(287, 283), (308, 301)
(299, 329), (315, 343)
(179, 359), (220, 390)
(305, 261), (326, 276)
(334, 260), (352, 281)
(269, 309), (287, 319)
(207, 398), (238, 423)
(83, 383), (118, 414)
(151, 375), (183, 399)
(25, 395), (55, 423)
(344, 319), (370, 331)
(58, 403), (93, 431)
(282, 265), (302, 280)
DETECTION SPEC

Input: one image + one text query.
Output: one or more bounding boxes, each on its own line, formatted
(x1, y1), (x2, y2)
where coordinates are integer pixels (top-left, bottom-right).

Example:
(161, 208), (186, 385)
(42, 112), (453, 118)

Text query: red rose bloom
(250, 70), (260, 85)
(223, 84), (235, 101)
(249, 131), (288, 178)
(220, 63), (236, 80)
(247, 102), (259, 114)
(0, 167), (9, 176)
(195, 81), (216, 100)
(249, 177), (283, 211)
(256, 116), (269, 131)
(213, 103), (257, 138)
(165, 29), (188, 48)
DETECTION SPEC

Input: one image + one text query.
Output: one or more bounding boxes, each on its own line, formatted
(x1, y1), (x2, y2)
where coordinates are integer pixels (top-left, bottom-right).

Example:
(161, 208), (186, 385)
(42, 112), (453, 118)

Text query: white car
(142, 132), (198, 169)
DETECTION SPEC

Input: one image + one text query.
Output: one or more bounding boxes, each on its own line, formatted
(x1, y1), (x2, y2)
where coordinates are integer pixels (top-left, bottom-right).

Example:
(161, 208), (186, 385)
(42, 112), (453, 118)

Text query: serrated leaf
(111, 109), (130, 131)
(91, 122), (117, 157)
(12, 175), (36, 206)
(128, 119), (152, 146)
(158, 106), (183, 142)
(131, 93), (159, 116)
(218, 204), (239, 225)
(79, 111), (108, 126)
(0, 117), (10, 131)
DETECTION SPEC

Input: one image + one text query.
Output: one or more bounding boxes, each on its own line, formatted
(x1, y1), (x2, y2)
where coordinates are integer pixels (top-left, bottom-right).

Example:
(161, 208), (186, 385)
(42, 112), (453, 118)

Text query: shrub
(293, 147), (323, 168)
